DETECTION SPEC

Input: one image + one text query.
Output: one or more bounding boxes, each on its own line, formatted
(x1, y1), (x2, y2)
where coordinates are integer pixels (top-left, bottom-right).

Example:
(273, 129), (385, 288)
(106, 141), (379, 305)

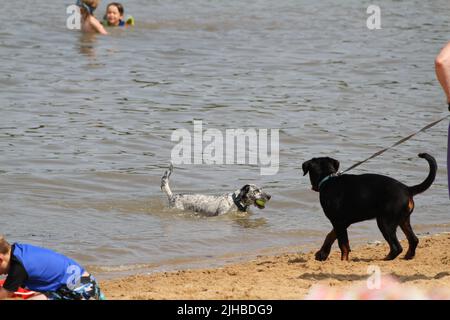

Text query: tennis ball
(255, 199), (266, 207)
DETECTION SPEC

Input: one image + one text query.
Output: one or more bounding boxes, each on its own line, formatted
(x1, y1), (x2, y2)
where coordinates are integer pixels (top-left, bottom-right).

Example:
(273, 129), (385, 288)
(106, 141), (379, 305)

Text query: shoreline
(99, 232), (450, 300)
(92, 222), (450, 281)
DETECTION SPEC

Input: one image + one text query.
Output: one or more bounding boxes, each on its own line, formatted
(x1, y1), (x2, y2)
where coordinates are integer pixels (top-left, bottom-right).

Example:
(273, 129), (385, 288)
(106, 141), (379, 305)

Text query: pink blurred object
(305, 276), (450, 300)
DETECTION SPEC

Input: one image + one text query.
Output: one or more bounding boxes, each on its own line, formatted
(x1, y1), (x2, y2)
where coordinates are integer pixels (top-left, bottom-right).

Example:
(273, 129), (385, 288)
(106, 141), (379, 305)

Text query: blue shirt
(10, 243), (85, 292)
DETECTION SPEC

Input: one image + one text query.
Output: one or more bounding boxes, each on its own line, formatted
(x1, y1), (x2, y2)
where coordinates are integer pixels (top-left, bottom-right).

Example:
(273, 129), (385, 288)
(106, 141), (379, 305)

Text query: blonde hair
(0, 235), (11, 255)
(79, 0), (101, 16)
(83, 0), (100, 8)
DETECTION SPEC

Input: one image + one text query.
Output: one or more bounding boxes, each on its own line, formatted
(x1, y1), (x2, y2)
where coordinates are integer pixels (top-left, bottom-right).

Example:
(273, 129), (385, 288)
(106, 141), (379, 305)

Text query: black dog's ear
(331, 159), (340, 172)
(302, 160), (312, 176)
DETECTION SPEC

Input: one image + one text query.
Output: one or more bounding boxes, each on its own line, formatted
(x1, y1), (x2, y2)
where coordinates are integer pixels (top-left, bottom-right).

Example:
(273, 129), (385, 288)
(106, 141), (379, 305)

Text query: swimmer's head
(105, 2), (124, 26)
(77, 0), (100, 16)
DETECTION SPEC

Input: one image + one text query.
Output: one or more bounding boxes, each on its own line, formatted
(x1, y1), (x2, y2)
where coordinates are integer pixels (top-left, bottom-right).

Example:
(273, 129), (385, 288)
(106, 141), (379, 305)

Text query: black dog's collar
(232, 193), (248, 212)
(318, 173), (341, 190)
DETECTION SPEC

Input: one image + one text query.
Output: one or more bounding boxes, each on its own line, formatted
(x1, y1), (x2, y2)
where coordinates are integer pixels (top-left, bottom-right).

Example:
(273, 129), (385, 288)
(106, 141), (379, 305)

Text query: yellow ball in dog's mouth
(255, 199), (266, 208)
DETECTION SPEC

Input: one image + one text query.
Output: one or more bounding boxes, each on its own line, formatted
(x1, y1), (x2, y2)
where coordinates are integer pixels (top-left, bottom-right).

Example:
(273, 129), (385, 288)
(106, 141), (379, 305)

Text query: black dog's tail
(408, 153), (437, 196)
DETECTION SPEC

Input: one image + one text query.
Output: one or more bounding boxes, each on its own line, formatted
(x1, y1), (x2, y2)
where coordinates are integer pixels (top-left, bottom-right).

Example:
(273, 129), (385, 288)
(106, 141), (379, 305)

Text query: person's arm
(0, 287), (14, 300)
(91, 17), (108, 35)
(435, 41), (450, 110)
(2, 258), (28, 299)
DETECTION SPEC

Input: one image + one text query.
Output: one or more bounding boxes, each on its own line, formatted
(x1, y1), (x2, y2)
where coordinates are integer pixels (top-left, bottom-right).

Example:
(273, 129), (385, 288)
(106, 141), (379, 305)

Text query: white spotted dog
(161, 163), (271, 216)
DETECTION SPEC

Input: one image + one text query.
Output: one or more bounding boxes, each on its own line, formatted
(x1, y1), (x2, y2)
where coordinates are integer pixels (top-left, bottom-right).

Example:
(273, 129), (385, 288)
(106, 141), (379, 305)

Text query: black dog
(302, 153), (437, 261)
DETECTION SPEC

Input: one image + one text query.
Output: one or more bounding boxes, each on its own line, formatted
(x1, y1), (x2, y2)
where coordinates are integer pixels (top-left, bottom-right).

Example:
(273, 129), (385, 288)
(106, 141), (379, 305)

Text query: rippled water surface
(1, 0), (449, 277)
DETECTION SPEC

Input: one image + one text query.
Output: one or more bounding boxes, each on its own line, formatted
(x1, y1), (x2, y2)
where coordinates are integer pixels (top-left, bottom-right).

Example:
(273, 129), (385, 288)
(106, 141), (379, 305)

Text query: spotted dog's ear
(302, 160), (312, 176)
(239, 184), (251, 197)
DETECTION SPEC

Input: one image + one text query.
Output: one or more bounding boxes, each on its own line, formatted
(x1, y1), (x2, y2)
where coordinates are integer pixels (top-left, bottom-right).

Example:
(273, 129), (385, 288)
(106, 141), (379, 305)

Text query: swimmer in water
(77, 0), (108, 35)
(102, 2), (135, 27)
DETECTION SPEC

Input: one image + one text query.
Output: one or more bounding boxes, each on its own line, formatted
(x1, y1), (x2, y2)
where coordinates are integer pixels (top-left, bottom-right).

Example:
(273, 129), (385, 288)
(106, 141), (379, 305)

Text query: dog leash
(341, 114), (450, 174)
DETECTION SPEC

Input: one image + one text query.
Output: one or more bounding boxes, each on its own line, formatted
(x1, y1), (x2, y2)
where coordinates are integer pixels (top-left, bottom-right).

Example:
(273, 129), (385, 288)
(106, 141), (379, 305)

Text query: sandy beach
(100, 233), (450, 300)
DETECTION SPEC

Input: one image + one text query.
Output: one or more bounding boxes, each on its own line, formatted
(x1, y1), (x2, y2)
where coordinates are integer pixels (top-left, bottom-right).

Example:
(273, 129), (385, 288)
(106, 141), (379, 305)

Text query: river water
(1, 0), (449, 278)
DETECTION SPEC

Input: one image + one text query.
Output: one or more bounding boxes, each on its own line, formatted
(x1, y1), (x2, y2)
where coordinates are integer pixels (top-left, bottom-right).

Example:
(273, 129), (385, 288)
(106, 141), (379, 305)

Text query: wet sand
(100, 233), (450, 299)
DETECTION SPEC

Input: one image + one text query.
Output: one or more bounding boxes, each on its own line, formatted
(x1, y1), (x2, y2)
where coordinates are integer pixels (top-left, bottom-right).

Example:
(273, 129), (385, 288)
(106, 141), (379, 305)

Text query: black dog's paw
(383, 253), (400, 261)
(403, 253), (415, 260)
(315, 250), (329, 261)
(383, 248), (403, 261)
